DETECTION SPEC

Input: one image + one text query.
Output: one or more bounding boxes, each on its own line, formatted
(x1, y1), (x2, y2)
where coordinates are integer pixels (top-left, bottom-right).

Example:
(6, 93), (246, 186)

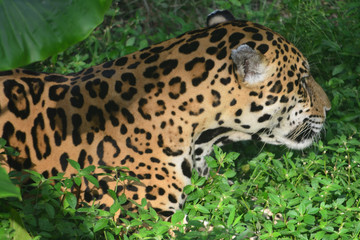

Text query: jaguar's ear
(231, 44), (270, 85)
(207, 10), (235, 27)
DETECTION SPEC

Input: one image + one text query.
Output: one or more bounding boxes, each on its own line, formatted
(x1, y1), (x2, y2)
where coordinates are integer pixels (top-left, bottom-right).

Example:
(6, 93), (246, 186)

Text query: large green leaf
(10, 208), (32, 240)
(0, 166), (21, 199)
(0, 0), (112, 70)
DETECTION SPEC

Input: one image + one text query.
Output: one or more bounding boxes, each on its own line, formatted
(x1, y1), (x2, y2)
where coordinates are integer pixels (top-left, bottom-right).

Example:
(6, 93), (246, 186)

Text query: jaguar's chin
(281, 122), (321, 150)
(283, 137), (315, 150)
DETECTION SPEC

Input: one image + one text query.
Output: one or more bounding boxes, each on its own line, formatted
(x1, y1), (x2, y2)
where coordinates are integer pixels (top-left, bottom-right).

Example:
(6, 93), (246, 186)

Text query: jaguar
(0, 10), (331, 218)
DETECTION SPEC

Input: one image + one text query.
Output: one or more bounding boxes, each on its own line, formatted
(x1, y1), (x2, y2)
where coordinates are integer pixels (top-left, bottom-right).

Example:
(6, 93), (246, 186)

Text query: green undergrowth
(1, 0), (360, 239)
(1, 137), (360, 239)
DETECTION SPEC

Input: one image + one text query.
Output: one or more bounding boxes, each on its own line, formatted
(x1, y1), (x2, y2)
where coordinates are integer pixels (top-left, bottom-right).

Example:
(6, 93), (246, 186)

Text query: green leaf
(73, 176), (82, 186)
(155, 225), (170, 235)
(354, 222), (360, 237)
(187, 220), (205, 228)
(196, 204), (210, 214)
(183, 185), (195, 194)
(64, 193), (77, 209)
(4, 146), (19, 156)
(80, 165), (96, 175)
(244, 211), (256, 222)
(287, 223), (295, 232)
(287, 210), (299, 218)
(141, 197), (147, 207)
(84, 174), (99, 188)
(109, 202), (121, 215)
(233, 214), (243, 226)
(195, 177), (206, 186)
(44, 203), (55, 218)
(264, 222), (273, 233)
(0, 166), (21, 199)
(105, 231), (115, 240)
(149, 207), (158, 219)
(227, 207), (236, 226)
(24, 169), (42, 180)
(260, 233), (271, 239)
(328, 77), (344, 87)
(332, 64), (345, 76)
(346, 198), (355, 207)
(94, 218), (109, 232)
(0, 0), (112, 70)
(213, 145), (223, 161)
(126, 37), (136, 47)
(107, 189), (117, 200)
(298, 201), (306, 215)
(224, 169), (236, 178)
(118, 193), (127, 204)
(323, 183), (342, 191)
(314, 231), (325, 240)
(225, 152), (240, 161)
(268, 193), (281, 206)
(63, 178), (74, 188)
(186, 188), (204, 201)
(9, 208), (32, 240)
(307, 207), (319, 215)
(171, 211), (185, 224)
(67, 159), (80, 171)
(320, 209), (328, 219)
(304, 215), (315, 225)
(205, 156), (218, 168)
(323, 225), (334, 233)
(0, 138), (6, 148)
(38, 217), (55, 231)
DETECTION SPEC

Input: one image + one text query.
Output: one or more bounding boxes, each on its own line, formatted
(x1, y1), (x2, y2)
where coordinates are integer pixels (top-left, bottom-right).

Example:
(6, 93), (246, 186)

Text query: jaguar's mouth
(286, 122), (317, 143)
(282, 121), (322, 150)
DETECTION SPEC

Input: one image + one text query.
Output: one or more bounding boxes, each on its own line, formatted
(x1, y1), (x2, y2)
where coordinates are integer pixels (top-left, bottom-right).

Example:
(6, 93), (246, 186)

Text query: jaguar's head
(230, 33), (330, 149)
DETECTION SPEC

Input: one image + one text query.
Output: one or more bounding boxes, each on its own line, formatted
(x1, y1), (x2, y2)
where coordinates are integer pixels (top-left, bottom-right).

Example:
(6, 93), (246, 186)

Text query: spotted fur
(0, 11), (330, 218)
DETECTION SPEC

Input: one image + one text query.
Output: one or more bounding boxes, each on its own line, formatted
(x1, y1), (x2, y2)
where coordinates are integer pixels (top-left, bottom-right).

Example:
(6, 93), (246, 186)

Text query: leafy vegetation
(1, 0), (360, 239)
(0, 139), (21, 199)
(0, 0), (112, 70)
